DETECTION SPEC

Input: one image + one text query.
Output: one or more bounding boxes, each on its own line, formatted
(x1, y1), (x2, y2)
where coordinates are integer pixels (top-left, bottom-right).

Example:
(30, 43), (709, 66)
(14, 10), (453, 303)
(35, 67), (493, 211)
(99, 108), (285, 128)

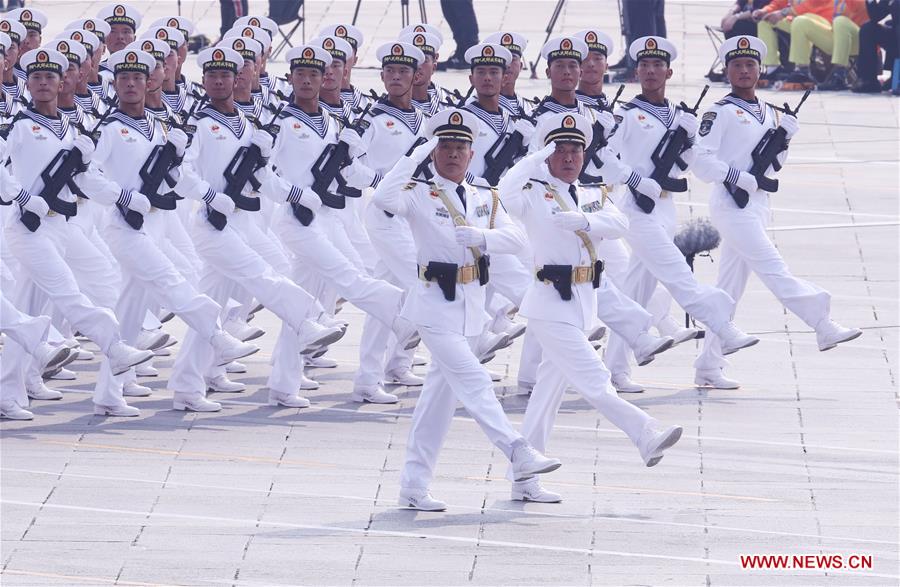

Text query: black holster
(592, 260), (604, 289)
(424, 261), (458, 301)
(536, 264), (574, 301)
(477, 255), (490, 286)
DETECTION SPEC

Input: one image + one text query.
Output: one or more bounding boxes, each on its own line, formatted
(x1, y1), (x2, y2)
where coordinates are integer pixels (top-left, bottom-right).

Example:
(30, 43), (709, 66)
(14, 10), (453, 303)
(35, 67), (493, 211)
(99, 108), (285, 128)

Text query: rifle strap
(430, 181), (482, 262)
(544, 182), (597, 267)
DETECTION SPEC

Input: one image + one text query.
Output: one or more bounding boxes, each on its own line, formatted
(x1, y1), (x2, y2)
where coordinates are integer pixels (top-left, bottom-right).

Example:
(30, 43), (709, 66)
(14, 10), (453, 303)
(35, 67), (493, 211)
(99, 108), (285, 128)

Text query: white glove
(513, 118), (535, 144)
(535, 142), (557, 162)
(208, 192), (235, 215)
(596, 147), (630, 184)
(167, 128), (188, 157)
(127, 191), (152, 214)
(551, 211), (589, 231)
(341, 159), (377, 189)
(455, 225), (487, 247)
(410, 136), (440, 165)
(73, 134), (95, 163)
(677, 111), (699, 138)
(635, 175), (662, 199)
(339, 127), (366, 158)
(594, 110), (616, 140)
(251, 128), (273, 159)
(779, 114), (799, 139)
(735, 171), (758, 193)
(18, 192), (49, 216)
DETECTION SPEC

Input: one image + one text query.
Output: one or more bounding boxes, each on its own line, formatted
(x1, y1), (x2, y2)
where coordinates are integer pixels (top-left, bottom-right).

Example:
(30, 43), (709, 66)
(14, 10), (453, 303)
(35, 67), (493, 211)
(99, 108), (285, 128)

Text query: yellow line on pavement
(0, 569), (177, 587)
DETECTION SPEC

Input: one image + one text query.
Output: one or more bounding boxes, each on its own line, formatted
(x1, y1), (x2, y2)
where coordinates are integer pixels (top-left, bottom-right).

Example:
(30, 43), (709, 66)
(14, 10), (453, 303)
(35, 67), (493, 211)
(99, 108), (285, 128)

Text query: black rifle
(207, 103), (284, 230)
(19, 104), (115, 232)
(725, 89), (810, 208)
(480, 96), (543, 187)
(579, 84), (624, 184)
(629, 85), (709, 214)
(310, 102), (373, 213)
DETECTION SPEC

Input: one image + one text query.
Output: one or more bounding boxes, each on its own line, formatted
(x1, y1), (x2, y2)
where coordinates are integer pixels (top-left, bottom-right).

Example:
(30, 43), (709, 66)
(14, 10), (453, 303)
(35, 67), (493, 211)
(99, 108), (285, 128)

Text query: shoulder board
(580, 181), (605, 188)
(522, 181), (533, 190)
(714, 98), (730, 106)
(402, 181), (417, 191)
(619, 102), (636, 111)
(528, 177), (550, 188)
(469, 176), (493, 189)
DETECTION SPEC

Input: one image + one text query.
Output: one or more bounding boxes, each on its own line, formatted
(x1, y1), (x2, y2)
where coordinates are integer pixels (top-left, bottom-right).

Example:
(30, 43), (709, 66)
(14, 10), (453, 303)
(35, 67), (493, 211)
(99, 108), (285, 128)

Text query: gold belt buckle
(459, 265), (477, 284)
(574, 266), (591, 283)
(47, 210), (58, 217)
(659, 190), (669, 199)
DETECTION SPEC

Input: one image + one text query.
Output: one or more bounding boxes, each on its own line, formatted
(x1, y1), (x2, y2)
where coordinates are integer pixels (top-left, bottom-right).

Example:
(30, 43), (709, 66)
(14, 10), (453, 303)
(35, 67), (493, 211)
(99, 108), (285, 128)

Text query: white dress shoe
(1, 404), (34, 420)
(135, 363), (159, 378)
(48, 368), (76, 381)
(476, 332), (511, 361)
(511, 478), (562, 503)
(391, 316), (420, 350)
(318, 313), (349, 332)
(397, 490), (447, 511)
(206, 374), (246, 393)
(268, 391), (311, 408)
(153, 347), (172, 357)
(209, 332), (259, 366)
(479, 351), (497, 365)
(587, 325), (607, 342)
(384, 369), (425, 386)
(638, 421), (683, 467)
(412, 354), (428, 366)
(510, 440), (562, 481)
(223, 318), (266, 343)
(108, 342), (155, 376)
(27, 381), (63, 401)
(172, 394), (222, 412)
(611, 373), (644, 393)
(633, 333), (675, 367)
(158, 310), (175, 323)
(816, 320), (862, 352)
(695, 369), (740, 390)
(491, 313), (527, 341)
(717, 322), (760, 356)
(488, 370), (503, 382)
(518, 379), (535, 395)
(225, 361), (247, 374)
(135, 329), (170, 351)
(123, 382), (152, 397)
(305, 356), (338, 369)
(33, 342), (74, 374)
(334, 298), (346, 314)
(351, 386), (399, 404)
(298, 373), (320, 390)
(94, 403), (140, 417)
(297, 321), (345, 354)
(658, 315), (700, 345)
(64, 339), (96, 361)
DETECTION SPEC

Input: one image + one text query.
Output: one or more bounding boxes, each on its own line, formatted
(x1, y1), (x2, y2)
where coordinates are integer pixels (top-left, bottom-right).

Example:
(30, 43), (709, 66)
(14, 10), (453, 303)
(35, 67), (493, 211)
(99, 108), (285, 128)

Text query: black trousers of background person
(440, 0), (479, 59)
(856, 19), (897, 81)
(220, 0), (249, 38)
(621, 0), (666, 66)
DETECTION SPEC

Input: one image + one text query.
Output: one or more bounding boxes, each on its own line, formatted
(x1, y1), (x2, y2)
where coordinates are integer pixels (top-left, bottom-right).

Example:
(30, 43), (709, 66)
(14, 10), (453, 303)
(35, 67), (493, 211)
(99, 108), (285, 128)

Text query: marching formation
(0, 5), (863, 510)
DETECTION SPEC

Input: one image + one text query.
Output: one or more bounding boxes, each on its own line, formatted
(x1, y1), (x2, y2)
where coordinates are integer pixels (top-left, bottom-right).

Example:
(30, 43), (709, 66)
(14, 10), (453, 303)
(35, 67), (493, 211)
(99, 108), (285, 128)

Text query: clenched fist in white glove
(127, 191), (152, 214)
(455, 225), (487, 247)
(779, 114), (799, 139)
(208, 192), (235, 215)
(551, 211), (589, 231)
(167, 128), (188, 157)
(635, 175), (662, 199)
(735, 171), (758, 193)
(677, 111), (699, 138)
(251, 128), (273, 158)
(339, 127), (366, 158)
(513, 118), (535, 144)
(17, 191), (49, 216)
(410, 137), (440, 164)
(73, 134), (95, 163)
(594, 110), (616, 140)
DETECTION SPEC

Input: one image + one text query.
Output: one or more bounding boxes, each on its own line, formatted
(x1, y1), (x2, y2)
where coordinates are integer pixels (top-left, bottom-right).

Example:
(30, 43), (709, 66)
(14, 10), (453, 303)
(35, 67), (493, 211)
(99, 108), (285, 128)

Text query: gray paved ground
(2, 1), (898, 585)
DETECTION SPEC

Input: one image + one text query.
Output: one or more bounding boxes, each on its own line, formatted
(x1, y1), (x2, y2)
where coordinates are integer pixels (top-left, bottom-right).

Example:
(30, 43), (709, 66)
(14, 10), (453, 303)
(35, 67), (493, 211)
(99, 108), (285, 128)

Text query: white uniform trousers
(511, 318), (652, 479)
(168, 215), (318, 397)
(1, 219), (122, 408)
(605, 212), (736, 376)
(0, 295), (49, 356)
(695, 204), (831, 371)
(266, 208), (404, 395)
(399, 324), (523, 491)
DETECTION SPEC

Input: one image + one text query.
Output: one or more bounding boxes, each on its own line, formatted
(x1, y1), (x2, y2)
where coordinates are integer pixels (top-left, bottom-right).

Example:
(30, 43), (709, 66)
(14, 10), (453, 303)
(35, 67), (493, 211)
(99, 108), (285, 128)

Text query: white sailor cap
(464, 42), (512, 69)
(150, 16), (195, 40)
(141, 26), (185, 50)
(59, 29), (101, 55)
(108, 48), (154, 75)
(0, 32), (10, 55)
(576, 29), (614, 57)
(129, 38), (170, 62)
(400, 23), (444, 45)
(629, 35), (677, 64)
(319, 24), (363, 52)
(20, 48), (68, 76)
(310, 35), (353, 63)
(197, 46), (242, 74)
(225, 25), (272, 52)
(6, 7), (47, 34)
(399, 32), (441, 59)
(541, 36), (588, 64)
(376, 41), (424, 68)
(220, 36), (262, 62)
(45, 38), (87, 67)
(719, 35), (766, 64)
(65, 18), (111, 43)
(286, 45), (332, 72)
(234, 16), (278, 42)
(426, 108), (478, 142)
(97, 3), (143, 31)
(537, 112), (593, 148)
(483, 31), (527, 58)
(0, 18), (27, 45)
